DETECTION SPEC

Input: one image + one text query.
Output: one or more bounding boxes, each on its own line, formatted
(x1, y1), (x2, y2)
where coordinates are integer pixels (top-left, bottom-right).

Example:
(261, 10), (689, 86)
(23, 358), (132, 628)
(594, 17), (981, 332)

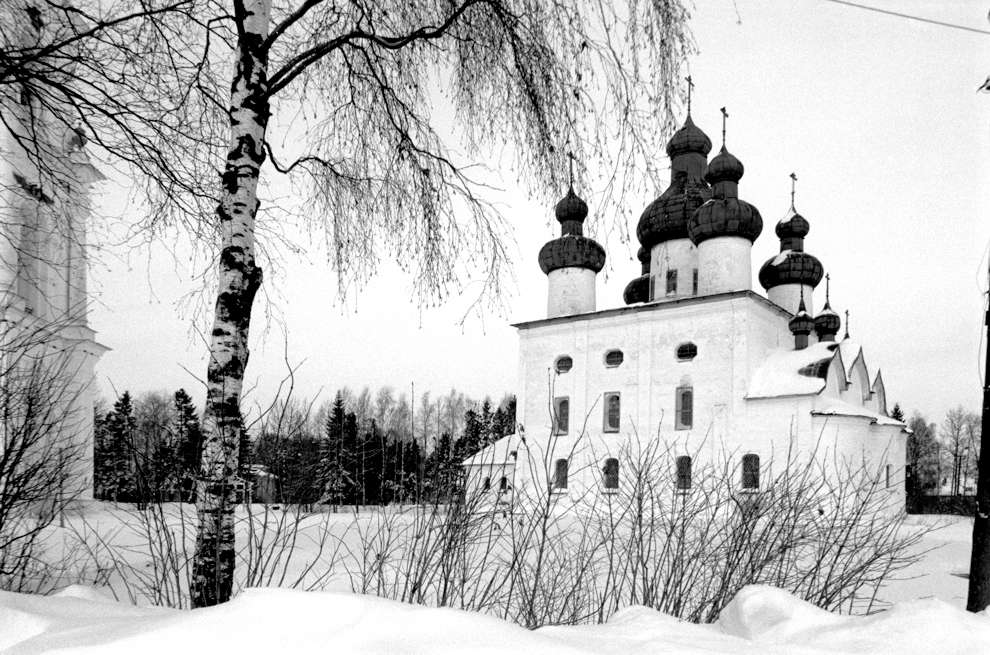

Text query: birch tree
(5, 0), (695, 605)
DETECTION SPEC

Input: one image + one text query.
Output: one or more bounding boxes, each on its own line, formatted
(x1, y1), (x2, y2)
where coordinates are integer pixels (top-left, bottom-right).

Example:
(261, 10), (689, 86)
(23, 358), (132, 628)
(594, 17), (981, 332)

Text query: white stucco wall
(547, 267), (596, 318)
(511, 292), (905, 510)
(649, 238), (697, 301)
(697, 236), (752, 295)
(768, 283), (815, 316)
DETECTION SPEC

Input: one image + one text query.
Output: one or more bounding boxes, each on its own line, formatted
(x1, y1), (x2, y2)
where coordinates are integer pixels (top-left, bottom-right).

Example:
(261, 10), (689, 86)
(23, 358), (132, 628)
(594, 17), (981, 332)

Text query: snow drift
(3, 584), (989, 655)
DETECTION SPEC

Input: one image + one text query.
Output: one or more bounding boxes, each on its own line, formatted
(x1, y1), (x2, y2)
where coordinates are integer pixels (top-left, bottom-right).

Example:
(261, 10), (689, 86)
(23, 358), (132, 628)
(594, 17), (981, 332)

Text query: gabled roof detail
(811, 398), (905, 427)
(461, 434), (520, 467)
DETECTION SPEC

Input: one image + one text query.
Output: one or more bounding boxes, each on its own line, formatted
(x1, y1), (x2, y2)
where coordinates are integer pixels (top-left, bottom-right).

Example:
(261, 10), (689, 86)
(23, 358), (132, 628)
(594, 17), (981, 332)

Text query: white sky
(88, 1), (990, 423)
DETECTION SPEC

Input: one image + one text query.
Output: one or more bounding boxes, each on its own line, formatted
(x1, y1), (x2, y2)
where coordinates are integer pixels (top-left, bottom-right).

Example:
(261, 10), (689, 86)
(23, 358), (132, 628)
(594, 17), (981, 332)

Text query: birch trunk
(191, 0), (270, 608)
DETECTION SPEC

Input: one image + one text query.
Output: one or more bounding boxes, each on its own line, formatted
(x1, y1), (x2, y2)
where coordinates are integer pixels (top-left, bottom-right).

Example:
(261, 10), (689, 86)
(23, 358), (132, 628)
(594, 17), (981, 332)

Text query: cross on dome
(686, 75), (694, 114)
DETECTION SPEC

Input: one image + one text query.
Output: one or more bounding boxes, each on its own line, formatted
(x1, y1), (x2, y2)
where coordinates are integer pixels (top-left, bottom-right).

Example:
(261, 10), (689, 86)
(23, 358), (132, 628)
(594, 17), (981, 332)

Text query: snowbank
(3, 584), (990, 655)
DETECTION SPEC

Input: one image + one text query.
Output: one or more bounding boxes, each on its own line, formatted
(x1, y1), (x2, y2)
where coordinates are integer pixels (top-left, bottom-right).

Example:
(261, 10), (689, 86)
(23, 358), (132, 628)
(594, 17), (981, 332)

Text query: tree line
(900, 403), (982, 499)
(93, 386), (515, 507)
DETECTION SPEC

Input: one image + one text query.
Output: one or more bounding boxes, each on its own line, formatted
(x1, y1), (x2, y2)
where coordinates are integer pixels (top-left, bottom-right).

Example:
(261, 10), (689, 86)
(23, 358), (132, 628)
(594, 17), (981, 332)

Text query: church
(463, 105), (907, 510)
(1, 61), (107, 500)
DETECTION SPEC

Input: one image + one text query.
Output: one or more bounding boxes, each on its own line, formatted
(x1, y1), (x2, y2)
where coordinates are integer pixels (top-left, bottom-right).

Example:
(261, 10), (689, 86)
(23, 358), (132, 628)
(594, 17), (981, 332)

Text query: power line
(823, 0), (990, 36)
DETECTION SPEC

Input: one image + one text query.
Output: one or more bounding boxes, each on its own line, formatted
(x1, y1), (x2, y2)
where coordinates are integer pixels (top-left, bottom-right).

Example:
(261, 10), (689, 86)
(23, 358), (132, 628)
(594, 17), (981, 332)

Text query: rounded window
(676, 342), (698, 361)
(605, 350), (624, 367)
(555, 356), (573, 373)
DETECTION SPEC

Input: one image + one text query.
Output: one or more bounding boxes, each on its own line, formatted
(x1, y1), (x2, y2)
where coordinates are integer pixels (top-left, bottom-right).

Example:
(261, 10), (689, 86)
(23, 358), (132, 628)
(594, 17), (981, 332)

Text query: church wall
(649, 238), (697, 301)
(546, 267), (596, 318)
(697, 236), (752, 294)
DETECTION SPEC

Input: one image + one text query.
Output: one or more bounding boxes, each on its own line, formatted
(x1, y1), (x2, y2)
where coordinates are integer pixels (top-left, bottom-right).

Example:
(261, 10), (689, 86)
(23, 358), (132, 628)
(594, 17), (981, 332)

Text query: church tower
(687, 108), (763, 294)
(538, 183), (606, 318)
(758, 174), (824, 314)
(1, 5), (108, 500)
(627, 78), (712, 304)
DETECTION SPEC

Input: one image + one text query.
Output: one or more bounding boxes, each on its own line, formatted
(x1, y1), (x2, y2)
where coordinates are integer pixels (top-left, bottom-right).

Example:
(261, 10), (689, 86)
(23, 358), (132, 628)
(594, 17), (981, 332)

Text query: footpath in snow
(3, 583), (990, 655)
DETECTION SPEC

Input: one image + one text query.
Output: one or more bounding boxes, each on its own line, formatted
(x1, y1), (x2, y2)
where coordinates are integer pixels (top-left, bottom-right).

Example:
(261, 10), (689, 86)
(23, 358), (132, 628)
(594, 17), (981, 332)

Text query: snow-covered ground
(1, 510), (987, 654)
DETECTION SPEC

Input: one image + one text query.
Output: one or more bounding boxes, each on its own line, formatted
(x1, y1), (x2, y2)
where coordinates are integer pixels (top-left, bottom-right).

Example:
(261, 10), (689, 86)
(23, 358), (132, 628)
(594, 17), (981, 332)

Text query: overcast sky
(88, 1), (990, 423)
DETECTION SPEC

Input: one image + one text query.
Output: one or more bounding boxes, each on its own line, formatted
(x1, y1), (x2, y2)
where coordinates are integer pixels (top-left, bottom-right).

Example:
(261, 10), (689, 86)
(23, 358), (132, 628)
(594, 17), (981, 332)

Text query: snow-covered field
(2, 510), (987, 654)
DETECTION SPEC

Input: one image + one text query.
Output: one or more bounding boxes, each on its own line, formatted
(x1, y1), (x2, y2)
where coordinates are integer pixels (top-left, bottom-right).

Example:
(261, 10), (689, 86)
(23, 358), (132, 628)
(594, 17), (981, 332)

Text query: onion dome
(666, 115), (713, 158)
(703, 146), (744, 185)
(789, 296), (815, 349)
(687, 145), (763, 245)
(815, 274), (841, 341)
(539, 186), (606, 275)
(758, 204), (823, 292)
(623, 275), (650, 304)
(636, 116), (713, 250)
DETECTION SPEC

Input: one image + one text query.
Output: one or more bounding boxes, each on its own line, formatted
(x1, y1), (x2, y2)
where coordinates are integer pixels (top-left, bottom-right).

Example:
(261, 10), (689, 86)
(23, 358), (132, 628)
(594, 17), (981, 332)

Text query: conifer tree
(173, 389), (203, 502)
(105, 392), (137, 503)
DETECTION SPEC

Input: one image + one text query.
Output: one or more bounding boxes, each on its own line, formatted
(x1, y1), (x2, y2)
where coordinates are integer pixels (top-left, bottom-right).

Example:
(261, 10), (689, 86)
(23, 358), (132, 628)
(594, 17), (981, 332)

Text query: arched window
(675, 387), (693, 430)
(676, 342), (698, 361)
(742, 454), (760, 490)
(499, 476), (509, 493)
(603, 458), (619, 489)
(605, 349), (624, 367)
(555, 355), (573, 374)
(482, 477), (491, 491)
(554, 397), (569, 435)
(675, 456), (692, 490)
(552, 458), (569, 490)
(603, 392), (620, 432)
(666, 270), (678, 295)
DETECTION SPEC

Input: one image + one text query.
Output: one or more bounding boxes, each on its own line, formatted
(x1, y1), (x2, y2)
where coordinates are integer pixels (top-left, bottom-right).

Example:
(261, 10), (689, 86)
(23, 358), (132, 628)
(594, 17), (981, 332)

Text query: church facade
(1, 40), (107, 500)
(464, 109), (906, 510)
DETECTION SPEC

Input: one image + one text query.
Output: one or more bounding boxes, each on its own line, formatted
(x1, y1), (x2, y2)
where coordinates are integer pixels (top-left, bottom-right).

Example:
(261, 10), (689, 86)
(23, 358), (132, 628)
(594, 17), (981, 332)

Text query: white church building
(464, 108), (906, 510)
(1, 45), (107, 500)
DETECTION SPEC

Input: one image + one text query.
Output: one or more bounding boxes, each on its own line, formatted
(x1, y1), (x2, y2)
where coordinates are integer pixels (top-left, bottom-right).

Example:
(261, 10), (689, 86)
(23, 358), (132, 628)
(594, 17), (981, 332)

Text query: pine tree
(891, 403), (905, 422)
(173, 389), (203, 502)
(105, 392), (137, 502)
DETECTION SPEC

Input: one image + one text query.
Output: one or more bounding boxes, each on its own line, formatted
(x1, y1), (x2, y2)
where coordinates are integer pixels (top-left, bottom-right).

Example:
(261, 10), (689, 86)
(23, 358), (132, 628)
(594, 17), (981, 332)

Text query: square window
(742, 454), (760, 490)
(692, 269), (699, 295)
(603, 393), (620, 432)
(553, 458), (569, 490)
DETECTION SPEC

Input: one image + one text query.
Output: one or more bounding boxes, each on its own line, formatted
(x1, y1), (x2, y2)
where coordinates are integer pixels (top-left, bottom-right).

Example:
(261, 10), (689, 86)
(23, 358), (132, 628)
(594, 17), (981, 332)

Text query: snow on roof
(461, 434), (520, 467)
(812, 397), (905, 427)
(771, 249), (793, 266)
(746, 341), (838, 399)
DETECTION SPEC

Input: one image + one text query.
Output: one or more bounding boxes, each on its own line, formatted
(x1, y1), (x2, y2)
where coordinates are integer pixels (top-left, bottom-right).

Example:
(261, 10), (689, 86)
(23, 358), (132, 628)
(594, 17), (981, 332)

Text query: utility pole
(967, 262), (990, 612)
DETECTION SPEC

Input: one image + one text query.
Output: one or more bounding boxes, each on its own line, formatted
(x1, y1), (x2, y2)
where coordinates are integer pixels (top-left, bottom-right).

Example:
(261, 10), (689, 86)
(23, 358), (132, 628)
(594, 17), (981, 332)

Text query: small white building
(464, 110), (906, 510)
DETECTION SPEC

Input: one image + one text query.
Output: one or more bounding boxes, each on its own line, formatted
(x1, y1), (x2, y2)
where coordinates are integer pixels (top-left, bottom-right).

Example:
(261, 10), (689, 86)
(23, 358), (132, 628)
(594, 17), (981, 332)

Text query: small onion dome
(703, 146), (744, 185)
(554, 187), (589, 235)
(814, 305), (841, 340)
(758, 250), (824, 290)
(636, 175), (711, 248)
(775, 209), (810, 240)
(666, 115), (713, 158)
(788, 303), (815, 337)
(623, 274), (650, 304)
(637, 246), (650, 274)
(687, 198), (763, 245)
(538, 235), (606, 275)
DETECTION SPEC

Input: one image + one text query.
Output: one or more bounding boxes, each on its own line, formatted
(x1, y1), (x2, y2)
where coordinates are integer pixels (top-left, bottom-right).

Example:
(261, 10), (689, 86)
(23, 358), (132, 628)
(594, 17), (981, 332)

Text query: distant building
(1, 7), (108, 499)
(464, 109), (906, 511)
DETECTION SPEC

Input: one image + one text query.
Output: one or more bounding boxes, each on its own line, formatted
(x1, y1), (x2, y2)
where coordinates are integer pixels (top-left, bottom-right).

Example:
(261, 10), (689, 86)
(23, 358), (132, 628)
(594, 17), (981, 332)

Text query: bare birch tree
(4, 0), (696, 605)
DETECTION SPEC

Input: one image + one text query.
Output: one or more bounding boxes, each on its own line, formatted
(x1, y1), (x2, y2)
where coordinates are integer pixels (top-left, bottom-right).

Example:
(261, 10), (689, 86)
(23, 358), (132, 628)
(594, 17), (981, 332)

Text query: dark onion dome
(758, 250), (824, 290)
(666, 115), (713, 158)
(703, 146), (744, 185)
(687, 145), (762, 245)
(775, 209), (810, 240)
(623, 274), (650, 304)
(636, 174), (711, 248)
(788, 301), (815, 337)
(554, 187), (589, 236)
(814, 305), (841, 340)
(538, 236), (606, 274)
(539, 186), (606, 275)
(688, 198), (763, 244)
